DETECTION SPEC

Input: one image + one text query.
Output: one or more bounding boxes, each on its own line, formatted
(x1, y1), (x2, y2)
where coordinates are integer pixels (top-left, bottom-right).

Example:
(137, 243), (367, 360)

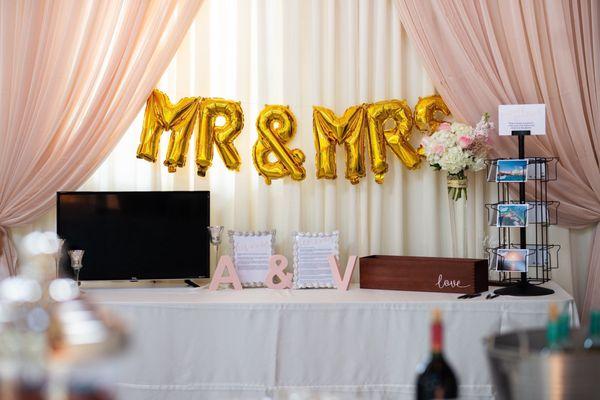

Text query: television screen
(57, 191), (210, 281)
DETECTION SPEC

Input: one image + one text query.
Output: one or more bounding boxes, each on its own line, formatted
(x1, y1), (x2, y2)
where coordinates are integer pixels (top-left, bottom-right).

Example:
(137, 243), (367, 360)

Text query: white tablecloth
(87, 282), (577, 400)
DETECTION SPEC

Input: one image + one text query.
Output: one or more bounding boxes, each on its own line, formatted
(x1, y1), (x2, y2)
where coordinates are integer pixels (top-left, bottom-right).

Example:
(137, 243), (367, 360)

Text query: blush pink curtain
(395, 0), (600, 313)
(0, 0), (203, 276)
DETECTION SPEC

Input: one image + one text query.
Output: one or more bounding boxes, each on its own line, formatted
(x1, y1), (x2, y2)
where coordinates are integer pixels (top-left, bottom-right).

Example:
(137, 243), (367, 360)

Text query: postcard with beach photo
(496, 159), (528, 182)
(496, 249), (529, 273)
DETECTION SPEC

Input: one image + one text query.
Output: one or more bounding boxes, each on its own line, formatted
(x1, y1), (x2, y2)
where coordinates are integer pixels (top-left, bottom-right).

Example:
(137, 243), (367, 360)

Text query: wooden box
(359, 255), (488, 294)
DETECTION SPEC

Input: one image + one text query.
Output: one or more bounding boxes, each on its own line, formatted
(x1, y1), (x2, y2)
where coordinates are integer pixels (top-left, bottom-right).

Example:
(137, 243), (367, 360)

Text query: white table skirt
(87, 282), (577, 400)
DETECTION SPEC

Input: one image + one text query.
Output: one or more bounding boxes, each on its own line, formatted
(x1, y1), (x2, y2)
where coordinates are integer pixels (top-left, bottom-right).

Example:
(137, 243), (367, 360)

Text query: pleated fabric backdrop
(11, 0), (579, 297)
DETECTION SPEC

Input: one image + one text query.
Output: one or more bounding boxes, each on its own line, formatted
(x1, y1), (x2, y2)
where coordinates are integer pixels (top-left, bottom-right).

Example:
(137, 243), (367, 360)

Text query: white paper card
(527, 162), (546, 179)
(498, 104), (546, 135)
(527, 245), (549, 267)
(528, 202), (549, 224)
(229, 231), (274, 286)
(293, 231), (339, 289)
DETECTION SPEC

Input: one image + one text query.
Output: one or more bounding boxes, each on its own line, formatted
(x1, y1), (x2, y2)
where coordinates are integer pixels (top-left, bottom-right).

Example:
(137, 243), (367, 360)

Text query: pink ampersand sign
(264, 255), (292, 289)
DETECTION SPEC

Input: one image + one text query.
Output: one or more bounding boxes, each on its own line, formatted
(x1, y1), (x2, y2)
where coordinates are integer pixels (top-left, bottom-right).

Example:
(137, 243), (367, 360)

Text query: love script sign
(435, 274), (470, 290)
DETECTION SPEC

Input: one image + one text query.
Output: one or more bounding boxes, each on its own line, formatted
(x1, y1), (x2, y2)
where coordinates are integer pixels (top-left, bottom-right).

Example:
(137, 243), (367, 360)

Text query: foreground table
(87, 282), (577, 400)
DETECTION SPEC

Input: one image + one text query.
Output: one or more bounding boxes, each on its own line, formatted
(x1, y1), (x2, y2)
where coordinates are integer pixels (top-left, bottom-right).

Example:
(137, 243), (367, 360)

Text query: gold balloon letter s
(413, 94), (451, 133)
(253, 105), (306, 184)
(313, 105), (366, 185)
(367, 100), (421, 183)
(137, 89), (199, 172)
(196, 98), (244, 176)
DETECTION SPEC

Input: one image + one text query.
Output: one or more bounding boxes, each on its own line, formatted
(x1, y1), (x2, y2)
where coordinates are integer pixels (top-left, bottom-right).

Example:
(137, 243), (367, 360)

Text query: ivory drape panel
(395, 0), (600, 314)
(0, 0), (203, 277)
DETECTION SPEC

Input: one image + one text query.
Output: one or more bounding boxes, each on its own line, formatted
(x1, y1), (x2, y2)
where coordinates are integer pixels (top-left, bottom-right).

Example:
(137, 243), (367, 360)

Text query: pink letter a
(209, 255), (242, 291)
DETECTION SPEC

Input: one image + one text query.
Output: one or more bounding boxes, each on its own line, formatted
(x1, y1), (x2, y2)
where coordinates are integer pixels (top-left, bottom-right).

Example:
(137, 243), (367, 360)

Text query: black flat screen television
(57, 191), (210, 281)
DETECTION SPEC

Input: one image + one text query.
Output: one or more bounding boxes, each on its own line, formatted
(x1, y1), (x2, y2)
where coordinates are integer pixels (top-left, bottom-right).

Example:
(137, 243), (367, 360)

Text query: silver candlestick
(207, 226), (224, 270)
(68, 250), (85, 289)
(54, 238), (65, 279)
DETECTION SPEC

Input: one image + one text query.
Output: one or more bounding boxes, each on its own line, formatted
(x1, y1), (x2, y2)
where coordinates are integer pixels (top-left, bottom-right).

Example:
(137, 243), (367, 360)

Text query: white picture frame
(228, 230), (275, 287)
(292, 231), (339, 289)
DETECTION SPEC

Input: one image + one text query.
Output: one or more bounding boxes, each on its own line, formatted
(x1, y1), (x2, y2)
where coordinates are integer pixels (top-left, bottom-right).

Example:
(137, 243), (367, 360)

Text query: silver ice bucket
(486, 329), (600, 400)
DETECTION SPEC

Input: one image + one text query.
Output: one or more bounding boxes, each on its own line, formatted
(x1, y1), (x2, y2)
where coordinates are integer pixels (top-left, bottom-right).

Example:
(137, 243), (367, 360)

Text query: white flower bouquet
(420, 113), (492, 200)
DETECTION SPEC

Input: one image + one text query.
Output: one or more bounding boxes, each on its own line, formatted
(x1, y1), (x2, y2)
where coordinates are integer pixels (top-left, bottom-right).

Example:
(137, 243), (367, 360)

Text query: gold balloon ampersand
(367, 100), (420, 183)
(253, 105), (306, 184)
(137, 90), (199, 172)
(136, 90), (243, 176)
(196, 98), (244, 176)
(313, 105), (366, 185)
(413, 94), (451, 133)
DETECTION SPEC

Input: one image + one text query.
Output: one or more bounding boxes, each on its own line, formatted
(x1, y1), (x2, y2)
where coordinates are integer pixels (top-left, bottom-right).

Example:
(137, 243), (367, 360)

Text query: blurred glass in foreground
(0, 232), (128, 400)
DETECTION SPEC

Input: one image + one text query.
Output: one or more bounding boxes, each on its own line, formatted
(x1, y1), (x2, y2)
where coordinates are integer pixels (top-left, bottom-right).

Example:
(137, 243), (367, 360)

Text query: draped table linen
(87, 282), (576, 400)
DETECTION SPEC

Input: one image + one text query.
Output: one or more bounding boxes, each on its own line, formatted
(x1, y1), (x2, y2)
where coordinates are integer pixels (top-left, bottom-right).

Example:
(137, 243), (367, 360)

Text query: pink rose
(457, 135), (473, 149)
(438, 122), (451, 131)
(433, 144), (445, 155)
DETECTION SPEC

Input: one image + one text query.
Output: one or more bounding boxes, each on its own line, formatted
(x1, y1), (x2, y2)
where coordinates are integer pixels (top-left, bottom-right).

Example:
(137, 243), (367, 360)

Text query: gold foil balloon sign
(367, 100), (421, 183)
(414, 95), (451, 134)
(313, 105), (367, 185)
(136, 90), (243, 175)
(196, 98), (244, 176)
(253, 105), (306, 184)
(137, 90), (199, 172)
(136, 90), (452, 184)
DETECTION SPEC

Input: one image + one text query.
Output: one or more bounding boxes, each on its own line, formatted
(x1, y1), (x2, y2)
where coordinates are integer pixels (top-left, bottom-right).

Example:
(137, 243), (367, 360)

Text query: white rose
(439, 146), (469, 174)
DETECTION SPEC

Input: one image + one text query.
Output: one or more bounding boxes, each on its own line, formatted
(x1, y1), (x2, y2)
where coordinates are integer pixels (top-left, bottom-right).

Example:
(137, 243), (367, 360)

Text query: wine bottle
(416, 309), (458, 400)
(584, 310), (600, 351)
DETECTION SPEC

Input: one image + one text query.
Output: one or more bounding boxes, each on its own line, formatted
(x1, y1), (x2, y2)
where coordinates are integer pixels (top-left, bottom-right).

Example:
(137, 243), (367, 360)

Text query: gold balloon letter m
(313, 106), (366, 185)
(136, 90), (199, 172)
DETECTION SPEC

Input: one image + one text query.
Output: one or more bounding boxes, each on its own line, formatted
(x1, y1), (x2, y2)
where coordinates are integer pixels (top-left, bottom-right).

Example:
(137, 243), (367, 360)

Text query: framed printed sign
(498, 104), (546, 135)
(228, 230), (275, 287)
(292, 231), (339, 289)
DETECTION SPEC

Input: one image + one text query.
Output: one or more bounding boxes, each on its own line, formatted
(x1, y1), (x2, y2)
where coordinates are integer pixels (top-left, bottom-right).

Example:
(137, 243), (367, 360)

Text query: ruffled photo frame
(228, 230), (275, 287)
(292, 231), (339, 289)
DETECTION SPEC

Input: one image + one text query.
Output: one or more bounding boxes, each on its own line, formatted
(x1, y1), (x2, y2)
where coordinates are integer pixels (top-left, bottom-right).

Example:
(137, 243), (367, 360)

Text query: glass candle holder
(207, 226), (224, 271)
(68, 250), (85, 289)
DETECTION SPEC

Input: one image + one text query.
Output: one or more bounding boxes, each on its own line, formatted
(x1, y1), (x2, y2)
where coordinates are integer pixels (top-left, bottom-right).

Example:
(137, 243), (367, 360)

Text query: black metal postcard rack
(485, 131), (560, 296)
